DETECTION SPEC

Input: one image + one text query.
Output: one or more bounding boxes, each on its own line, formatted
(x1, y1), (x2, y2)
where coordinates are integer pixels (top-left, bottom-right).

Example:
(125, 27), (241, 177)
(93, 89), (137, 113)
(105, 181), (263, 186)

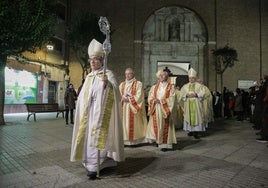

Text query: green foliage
(0, 0), (57, 58)
(0, 0), (57, 125)
(67, 12), (106, 77)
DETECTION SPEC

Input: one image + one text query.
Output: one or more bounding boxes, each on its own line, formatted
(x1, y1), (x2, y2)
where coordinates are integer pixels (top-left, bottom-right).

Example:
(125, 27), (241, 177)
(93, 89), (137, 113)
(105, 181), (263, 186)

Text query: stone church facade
(69, 0), (268, 92)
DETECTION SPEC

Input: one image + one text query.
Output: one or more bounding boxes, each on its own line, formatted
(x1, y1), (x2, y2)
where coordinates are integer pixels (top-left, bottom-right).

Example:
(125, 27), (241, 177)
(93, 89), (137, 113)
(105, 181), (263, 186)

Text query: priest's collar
(160, 81), (168, 86)
(90, 66), (104, 75)
(125, 77), (136, 83)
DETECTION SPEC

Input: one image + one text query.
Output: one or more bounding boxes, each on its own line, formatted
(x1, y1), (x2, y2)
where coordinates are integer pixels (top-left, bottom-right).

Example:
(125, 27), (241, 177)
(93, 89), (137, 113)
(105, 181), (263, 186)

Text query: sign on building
(237, 80), (255, 89)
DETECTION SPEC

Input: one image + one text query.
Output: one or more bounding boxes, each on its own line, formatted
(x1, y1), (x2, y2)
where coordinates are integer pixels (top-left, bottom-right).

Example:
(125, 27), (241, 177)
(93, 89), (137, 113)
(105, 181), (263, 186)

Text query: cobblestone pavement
(0, 113), (268, 188)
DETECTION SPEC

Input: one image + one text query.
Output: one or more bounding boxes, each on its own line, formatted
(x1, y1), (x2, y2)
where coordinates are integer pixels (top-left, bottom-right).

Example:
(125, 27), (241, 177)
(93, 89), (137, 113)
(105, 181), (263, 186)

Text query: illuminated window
(5, 68), (37, 104)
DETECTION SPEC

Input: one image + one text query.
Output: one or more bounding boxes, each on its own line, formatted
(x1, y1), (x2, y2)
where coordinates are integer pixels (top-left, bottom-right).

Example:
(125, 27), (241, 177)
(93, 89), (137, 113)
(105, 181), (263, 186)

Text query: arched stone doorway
(142, 6), (208, 87)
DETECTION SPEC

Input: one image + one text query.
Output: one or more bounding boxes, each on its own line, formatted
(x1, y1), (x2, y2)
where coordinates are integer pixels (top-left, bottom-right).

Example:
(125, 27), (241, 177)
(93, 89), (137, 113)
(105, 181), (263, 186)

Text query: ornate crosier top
(98, 17), (111, 75)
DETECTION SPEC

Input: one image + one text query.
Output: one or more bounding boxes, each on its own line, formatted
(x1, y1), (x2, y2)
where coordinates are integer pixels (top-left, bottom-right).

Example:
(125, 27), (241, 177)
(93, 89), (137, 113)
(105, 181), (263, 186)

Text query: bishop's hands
(122, 96), (129, 103)
(100, 74), (108, 89)
(153, 98), (160, 104)
(186, 93), (198, 98)
(122, 93), (131, 103)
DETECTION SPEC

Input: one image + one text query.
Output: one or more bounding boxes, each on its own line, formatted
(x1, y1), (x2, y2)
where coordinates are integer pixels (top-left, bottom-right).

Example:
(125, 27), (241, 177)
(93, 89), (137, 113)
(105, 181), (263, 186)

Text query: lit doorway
(158, 62), (189, 88)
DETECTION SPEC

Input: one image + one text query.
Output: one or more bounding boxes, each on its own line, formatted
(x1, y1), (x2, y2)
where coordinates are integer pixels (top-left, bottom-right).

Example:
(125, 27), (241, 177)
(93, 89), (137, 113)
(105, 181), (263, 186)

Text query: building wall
(215, 0), (267, 92)
(68, 59), (84, 89)
(261, 0), (268, 76)
(69, 0), (267, 92)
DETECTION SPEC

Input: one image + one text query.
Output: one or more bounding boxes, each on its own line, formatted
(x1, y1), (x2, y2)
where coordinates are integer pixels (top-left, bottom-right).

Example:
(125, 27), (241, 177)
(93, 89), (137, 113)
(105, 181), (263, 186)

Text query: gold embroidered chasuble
(180, 81), (205, 129)
(70, 68), (124, 162)
(119, 79), (147, 144)
(201, 85), (214, 123)
(146, 81), (177, 146)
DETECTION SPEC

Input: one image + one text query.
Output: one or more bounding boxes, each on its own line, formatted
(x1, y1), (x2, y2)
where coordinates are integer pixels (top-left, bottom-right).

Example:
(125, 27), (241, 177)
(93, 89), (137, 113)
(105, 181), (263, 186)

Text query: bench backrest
(25, 103), (59, 112)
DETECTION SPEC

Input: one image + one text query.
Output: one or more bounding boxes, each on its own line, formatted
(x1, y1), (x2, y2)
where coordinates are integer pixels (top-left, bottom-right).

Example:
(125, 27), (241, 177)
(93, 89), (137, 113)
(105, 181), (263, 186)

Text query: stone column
(42, 77), (49, 103)
(142, 42), (151, 87)
(160, 17), (165, 41)
(180, 23), (184, 42)
(155, 16), (161, 41)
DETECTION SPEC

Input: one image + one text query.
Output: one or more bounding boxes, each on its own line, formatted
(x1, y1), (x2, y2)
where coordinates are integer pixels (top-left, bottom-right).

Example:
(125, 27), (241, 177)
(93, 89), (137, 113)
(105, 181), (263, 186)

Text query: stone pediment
(143, 41), (203, 56)
(143, 6), (206, 42)
(141, 6), (207, 87)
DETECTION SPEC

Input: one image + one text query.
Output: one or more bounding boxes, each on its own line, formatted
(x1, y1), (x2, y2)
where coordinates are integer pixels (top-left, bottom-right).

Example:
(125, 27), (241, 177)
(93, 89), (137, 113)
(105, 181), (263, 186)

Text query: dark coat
(65, 88), (77, 109)
(234, 94), (243, 112)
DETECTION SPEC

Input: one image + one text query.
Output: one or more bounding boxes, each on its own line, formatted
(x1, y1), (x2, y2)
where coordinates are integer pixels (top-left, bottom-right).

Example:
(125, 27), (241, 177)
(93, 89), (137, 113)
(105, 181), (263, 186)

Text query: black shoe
(193, 132), (200, 139)
(153, 143), (158, 147)
(87, 171), (97, 180)
(160, 148), (173, 152)
(194, 135), (200, 139)
(201, 132), (206, 137)
(71, 122), (74, 124)
(66, 122), (68, 125)
(160, 148), (168, 152)
(256, 132), (260, 135)
(188, 132), (193, 136)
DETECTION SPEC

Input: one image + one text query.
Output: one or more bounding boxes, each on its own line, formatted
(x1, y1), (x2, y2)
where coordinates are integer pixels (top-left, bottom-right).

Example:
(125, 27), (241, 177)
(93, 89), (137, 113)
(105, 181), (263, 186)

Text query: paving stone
(0, 113), (268, 187)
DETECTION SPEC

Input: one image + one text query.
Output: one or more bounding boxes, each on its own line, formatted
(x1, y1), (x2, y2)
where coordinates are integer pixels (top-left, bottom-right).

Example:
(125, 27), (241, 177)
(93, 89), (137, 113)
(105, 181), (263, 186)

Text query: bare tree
(212, 44), (238, 92)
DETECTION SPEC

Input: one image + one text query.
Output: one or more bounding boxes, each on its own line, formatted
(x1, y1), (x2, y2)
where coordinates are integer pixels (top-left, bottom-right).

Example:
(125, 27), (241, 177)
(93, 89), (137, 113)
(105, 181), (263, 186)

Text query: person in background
(256, 75), (268, 143)
(249, 84), (257, 123)
(215, 91), (222, 118)
(173, 85), (184, 130)
(228, 92), (235, 118)
(70, 39), (124, 180)
(119, 68), (147, 146)
(144, 85), (151, 121)
(234, 88), (243, 121)
(197, 78), (214, 130)
(65, 83), (77, 125)
(241, 89), (250, 120)
(223, 87), (231, 119)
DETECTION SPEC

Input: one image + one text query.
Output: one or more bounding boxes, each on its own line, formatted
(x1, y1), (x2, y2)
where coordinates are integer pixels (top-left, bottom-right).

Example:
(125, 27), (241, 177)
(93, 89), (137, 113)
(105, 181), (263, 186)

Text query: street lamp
(46, 41), (54, 50)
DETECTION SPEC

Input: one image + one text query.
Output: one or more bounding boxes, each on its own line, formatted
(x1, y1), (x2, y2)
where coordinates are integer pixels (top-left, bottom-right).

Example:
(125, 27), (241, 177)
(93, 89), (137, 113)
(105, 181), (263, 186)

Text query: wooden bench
(25, 103), (65, 121)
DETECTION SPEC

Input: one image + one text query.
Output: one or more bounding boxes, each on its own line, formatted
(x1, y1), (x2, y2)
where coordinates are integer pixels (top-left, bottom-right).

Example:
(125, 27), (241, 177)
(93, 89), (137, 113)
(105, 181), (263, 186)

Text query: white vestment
(173, 88), (184, 129)
(70, 67), (124, 172)
(119, 78), (147, 145)
(201, 85), (214, 127)
(180, 82), (206, 132)
(146, 81), (177, 149)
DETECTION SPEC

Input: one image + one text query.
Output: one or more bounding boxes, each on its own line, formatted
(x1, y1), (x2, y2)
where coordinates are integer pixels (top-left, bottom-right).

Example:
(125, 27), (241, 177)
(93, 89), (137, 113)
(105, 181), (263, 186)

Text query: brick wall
(68, 0), (267, 92)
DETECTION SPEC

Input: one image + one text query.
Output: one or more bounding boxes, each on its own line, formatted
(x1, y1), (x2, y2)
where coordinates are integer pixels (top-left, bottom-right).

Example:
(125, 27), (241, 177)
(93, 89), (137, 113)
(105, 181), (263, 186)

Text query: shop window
(5, 67), (37, 104)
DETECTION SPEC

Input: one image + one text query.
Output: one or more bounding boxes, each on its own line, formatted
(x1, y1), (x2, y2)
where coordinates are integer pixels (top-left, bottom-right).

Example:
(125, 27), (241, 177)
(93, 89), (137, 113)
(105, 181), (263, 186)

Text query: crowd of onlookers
(250, 76), (268, 144)
(208, 76), (268, 146)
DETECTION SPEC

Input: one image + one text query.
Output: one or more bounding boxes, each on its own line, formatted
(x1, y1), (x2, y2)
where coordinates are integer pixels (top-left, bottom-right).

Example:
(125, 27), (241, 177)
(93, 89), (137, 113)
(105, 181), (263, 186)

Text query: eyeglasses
(88, 57), (102, 62)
